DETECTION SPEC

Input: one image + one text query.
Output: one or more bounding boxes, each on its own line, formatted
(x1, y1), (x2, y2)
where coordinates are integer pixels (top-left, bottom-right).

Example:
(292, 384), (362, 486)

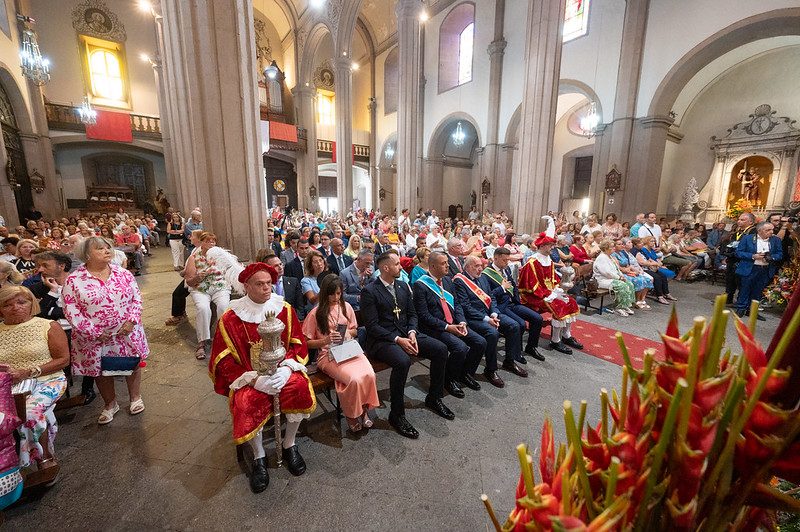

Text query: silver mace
(253, 311), (287, 466)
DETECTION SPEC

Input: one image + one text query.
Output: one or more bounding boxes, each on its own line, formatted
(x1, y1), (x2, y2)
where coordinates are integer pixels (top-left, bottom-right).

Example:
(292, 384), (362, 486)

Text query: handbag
(101, 356), (141, 373)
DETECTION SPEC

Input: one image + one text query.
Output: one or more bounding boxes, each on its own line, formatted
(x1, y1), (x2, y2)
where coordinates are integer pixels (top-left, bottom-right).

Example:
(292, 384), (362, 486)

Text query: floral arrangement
(764, 263), (798, 307)
(482, 295), (800, 531)
(726, 198), (754, 219)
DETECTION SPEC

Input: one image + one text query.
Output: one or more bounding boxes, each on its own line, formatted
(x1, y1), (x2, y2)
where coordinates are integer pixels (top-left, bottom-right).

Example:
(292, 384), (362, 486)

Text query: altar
(697, 104), (800, 222)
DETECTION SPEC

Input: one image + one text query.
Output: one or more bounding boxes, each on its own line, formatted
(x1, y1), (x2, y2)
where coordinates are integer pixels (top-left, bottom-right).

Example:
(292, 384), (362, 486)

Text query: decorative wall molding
(253, 19), (273, 74)
(314, 61), (334, 91)
(71, 0), (126, 42)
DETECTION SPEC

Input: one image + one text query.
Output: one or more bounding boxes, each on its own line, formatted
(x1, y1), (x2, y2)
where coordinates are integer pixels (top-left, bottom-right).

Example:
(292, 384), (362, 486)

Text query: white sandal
(129, 398), (145, 415)
(98, 403), (120, 425)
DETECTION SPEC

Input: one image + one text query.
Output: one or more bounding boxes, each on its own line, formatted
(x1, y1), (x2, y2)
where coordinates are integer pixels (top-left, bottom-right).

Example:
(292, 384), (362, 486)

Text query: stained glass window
(458, 23), (474, 86)
(563, 0), (589, 42)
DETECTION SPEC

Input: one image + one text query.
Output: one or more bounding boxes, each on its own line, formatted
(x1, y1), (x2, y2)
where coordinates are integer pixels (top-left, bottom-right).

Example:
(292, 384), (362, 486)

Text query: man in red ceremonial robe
(518, 233), (584, 355)
(209, 263), (316, 493)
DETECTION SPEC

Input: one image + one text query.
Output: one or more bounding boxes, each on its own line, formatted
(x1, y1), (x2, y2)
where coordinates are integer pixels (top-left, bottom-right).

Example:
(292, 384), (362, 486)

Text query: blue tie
(275, 279), (283, 296)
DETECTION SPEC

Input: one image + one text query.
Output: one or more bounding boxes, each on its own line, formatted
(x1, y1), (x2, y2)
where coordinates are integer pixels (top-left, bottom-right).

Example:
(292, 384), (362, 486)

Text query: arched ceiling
(253, 0), (295, 40)
(358, 0), (397, 49)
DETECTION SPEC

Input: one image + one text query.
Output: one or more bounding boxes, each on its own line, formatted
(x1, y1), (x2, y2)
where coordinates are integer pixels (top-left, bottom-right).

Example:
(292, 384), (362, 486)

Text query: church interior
(0, 0), (798, 529)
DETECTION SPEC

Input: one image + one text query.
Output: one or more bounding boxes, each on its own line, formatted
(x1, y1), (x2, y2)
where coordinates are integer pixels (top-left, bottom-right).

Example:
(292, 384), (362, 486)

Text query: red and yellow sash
(454, 273), (491, 309)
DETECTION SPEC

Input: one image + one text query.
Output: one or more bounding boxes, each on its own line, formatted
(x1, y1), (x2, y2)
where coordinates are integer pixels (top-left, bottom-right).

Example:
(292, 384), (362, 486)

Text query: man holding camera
(768, 212), (795, 269)
(735, 222), (782, 320)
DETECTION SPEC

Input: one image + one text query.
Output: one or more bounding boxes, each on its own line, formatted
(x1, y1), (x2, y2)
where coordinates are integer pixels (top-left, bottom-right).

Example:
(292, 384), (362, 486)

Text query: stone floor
(3, 246), (783, 531)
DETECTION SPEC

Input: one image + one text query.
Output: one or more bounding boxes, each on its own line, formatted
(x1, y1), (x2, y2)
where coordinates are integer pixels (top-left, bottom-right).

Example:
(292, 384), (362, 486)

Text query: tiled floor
(3, 246), (782, 531)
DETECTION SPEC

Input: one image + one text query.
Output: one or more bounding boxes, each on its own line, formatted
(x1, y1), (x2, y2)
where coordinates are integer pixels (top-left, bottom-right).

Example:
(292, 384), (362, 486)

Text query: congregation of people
(0, 202), (795, 497)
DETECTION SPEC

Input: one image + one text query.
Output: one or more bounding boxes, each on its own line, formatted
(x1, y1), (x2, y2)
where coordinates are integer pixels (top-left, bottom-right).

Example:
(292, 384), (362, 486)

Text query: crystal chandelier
(19, 29), (50, 86)
(384, 144), (394, 160)
(452, 121), (466, 146)
(579, 101), (600, 138)
(78, 96), (97, 125)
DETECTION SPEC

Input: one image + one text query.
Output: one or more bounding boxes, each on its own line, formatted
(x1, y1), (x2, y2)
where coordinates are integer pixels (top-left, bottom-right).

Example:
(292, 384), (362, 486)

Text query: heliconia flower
(673, 441), (707, 503)
(614, 463), (637, 495)
(530, 493), (561, 525)
(582, 426), (610, 469)
(736, 430), (783, 466)
(693, 370), (734, 412)
(624, 383), (649, 436)
(773, 440), (800, 484)
(746, 400), (794, 433)
(656, 361), (687, 395)
(686, 415), (718, 455)
(506, 506), (531, 532)
(745, 366), (790, 398)
(541, 418), (556, 486)
(550, 515), (588, 532)
(665, 491), (698, 529)
(665, 307), (680, 339)
(662, 334), (690, 364)
(734, 319), (767, 369)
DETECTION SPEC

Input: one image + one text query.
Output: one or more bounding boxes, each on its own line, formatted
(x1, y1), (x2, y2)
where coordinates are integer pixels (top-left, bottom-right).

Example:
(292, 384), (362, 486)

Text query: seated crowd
(0, 204), (795, 498)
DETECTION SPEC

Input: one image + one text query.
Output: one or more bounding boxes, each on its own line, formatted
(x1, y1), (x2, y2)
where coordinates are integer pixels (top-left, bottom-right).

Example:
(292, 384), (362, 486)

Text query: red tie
(438, 280), (453, 324)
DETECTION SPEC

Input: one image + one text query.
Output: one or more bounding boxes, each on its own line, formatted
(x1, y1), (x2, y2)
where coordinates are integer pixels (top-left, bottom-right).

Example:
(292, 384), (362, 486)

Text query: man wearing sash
(518, 234), (584, 355)
(479, 247), (545, 371)
(454, 255), (524, 388)
(412, 252), (486, 397)
(360, 251), (451, 439)
(209, 263), (316, 493)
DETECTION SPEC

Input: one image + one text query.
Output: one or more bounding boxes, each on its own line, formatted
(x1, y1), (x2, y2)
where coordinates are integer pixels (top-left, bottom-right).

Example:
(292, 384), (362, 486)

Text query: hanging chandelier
(384, 144), (394, 160)
(452, 121), (466, 146)
(579, 101), (600, 138)
(19, 29), (50, 86)
(78, 96), (97, 125)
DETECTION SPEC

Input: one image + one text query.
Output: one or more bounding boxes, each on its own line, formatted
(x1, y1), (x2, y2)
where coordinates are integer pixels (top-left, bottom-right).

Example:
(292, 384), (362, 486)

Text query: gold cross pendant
(393, 306), (402, 320)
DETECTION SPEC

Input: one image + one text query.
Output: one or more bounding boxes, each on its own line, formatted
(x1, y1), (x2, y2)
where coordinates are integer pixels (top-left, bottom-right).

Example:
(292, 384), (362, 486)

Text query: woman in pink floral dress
(62, 236), (149, 425)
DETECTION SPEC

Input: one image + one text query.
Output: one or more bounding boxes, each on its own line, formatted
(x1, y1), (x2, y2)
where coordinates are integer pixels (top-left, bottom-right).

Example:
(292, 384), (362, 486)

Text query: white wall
(442, 165), (472, 210)
(658, 45), (800, 214)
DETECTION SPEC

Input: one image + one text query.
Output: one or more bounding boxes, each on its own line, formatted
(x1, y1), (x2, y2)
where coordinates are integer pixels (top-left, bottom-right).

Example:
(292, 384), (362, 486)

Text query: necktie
(438, 280), (453, 324)
(275, 278), (283, 296)
(338, 255), (345, 271)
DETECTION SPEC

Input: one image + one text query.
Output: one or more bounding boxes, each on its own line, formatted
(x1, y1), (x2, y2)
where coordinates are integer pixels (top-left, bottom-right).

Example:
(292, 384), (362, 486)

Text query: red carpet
(541, 319), (665, 370)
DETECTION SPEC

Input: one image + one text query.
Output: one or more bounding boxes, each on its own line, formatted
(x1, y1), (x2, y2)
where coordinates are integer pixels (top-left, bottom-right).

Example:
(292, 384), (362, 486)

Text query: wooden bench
(580, 287), (610, 315)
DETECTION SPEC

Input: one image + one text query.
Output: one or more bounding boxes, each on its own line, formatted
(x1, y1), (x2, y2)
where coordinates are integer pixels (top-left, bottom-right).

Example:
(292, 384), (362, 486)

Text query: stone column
(332, 57), (354, 213)
(595, 0), (651, 220)
(511, 0), (565, 234)
(292, 86), (317, 210)
(482, 0), (506, 191)
(160, 0), (265, 260)
(395, 0), (423, 216)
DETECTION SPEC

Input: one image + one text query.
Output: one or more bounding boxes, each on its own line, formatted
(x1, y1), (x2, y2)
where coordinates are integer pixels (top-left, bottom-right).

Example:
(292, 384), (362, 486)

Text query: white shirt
(427, 215), (440, 227)
(638, 223), (662, 241)
(426, 233), (447, 249)
(405, 233), (417, 249)
(755, 237), (770, 266)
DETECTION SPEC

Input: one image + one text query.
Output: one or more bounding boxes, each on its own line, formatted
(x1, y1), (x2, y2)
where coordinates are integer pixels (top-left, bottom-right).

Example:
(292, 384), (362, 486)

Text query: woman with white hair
(62, 236), (149, 425)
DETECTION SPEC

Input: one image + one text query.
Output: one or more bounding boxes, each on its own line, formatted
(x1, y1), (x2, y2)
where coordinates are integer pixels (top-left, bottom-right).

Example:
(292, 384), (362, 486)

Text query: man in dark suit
(280, 232), (301, 265)
(327, 238), (353, 274)
(361, 251), (451, 439)
(318, 232), (332, 258)
(454, 255), (525, 388)
(373, 232), (391, 259)
(284, 238), (310, 280)
(268, 229), (283, 257)
(412, 252), (485, 397)
(479, 247), (545, 367)
(340, 249), (374, 310)
(266, 254), (306, 320)
(720, 212), (756, 305)
(735, 221), (783, 320)
(445, 238), (465, 279)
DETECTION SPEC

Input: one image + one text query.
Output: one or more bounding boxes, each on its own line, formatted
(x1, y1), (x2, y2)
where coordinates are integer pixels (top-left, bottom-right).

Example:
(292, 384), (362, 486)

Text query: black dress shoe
(483, 370), (505, 388)
(281, 445), (306, 476)
(445, 380), (465, 398)
(745, 312), (766, 321)
(82, 389), (97, 406)
(563, 337), (583, 350)
(736, 310), (746, 318)
(425, 397), (455, 420)
(502, 361), (528, 378)
(388, 414), (419, 439)
(459, 373), (481, 391)
(524, 346), (546, 361)
(250, 457), (269, 493)
(549, 341), (573, 354)
(516, 356), (527, 365)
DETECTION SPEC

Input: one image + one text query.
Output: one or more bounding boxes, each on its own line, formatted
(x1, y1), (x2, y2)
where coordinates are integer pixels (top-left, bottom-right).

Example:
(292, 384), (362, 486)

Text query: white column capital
(331, 56), (353, 73)
(487, 39), (507, 57)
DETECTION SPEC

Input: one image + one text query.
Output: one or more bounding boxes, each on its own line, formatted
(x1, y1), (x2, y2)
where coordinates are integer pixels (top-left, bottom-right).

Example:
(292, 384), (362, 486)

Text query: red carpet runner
(540, 319), (665, 370)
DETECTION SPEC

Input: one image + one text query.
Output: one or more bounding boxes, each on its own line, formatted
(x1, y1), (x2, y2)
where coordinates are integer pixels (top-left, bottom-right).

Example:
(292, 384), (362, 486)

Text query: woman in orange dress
(302, 275), (378, 433)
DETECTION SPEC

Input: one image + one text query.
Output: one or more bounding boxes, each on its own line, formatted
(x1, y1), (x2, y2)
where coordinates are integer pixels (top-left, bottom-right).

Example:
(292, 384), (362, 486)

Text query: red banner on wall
(85, 110), (133, 142)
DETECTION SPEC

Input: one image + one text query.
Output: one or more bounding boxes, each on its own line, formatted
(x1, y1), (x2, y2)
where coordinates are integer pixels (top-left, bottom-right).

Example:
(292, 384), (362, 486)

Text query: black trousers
(504, 304), (543, 354)
(172, 280), (190, 317)
(368, 334), (447, 417)
(423, 327), (486, 381)
(649, 269), (670, 296)
(725, 260), (741, 302)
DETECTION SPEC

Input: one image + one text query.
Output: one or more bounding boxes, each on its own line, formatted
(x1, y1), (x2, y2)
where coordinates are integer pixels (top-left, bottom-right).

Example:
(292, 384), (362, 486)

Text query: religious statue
(679, 177), (700, 221)
(738, 168), (763, 204)
(470, 190), (477, 208)
(155, 188), (170, 214)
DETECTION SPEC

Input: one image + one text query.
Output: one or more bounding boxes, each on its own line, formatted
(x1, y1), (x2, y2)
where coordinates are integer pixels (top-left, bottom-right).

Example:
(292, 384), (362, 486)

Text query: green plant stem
(677, 318), (706, 446)
(616, 332), (635, 376)
(634, 378), (687, 532)
(600, 389), (609, 441)
(562, 466), (570, 515)
(564, 400), (597, 520)
(481, 494), (502, 532)
(578, 400), (588, 436)
(620, 367), (629, 429)
(643, 349), (655, 383)
(516, 444), (536, 500)
(748, 299), (759, 334)
(701, 296), (729, 379)
(605, 457), (620, 507)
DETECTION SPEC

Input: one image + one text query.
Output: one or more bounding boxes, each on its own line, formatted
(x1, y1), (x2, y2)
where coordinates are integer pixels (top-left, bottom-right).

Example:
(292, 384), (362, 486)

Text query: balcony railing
(45, 102), (162, 140)
(316, 139), (370, 161)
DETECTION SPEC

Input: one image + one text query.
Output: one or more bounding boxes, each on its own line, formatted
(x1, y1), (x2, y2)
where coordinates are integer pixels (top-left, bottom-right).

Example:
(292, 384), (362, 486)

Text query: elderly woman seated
(0, 286), (69, 483)
(593, 240), (636, 317)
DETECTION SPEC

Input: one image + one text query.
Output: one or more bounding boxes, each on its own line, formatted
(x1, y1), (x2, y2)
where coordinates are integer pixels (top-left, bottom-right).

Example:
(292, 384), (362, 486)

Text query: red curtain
(85, 110), (132, 142)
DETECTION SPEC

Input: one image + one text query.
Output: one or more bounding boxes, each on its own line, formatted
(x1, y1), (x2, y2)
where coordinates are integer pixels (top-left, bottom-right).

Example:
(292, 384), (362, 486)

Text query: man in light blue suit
(735, 221), (782, 319)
